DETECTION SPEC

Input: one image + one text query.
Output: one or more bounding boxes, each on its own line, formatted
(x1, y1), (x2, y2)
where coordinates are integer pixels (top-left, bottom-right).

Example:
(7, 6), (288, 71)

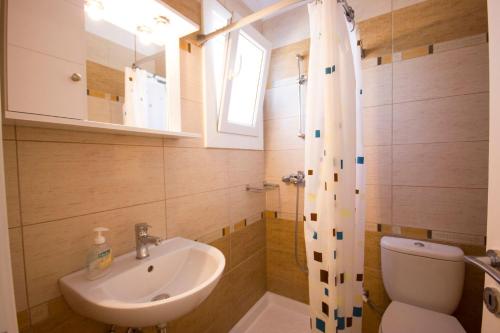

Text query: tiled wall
(3, 8), (268, 330)
(263, 0), (489, 332)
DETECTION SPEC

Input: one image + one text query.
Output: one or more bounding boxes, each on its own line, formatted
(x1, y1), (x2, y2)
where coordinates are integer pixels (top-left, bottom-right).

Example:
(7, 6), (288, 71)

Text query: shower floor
(230, 292), (310, 333)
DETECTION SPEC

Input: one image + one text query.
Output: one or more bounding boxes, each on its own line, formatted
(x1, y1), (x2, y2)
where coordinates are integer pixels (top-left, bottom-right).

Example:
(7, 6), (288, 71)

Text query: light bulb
(84, 0), (104, 21)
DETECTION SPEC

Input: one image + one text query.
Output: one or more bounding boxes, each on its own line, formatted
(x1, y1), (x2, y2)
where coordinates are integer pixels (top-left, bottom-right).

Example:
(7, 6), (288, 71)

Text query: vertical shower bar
(296, 54), (306, 139)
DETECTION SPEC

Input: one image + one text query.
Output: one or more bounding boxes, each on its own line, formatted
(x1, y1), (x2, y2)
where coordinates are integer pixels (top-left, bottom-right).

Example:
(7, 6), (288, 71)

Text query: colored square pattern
(320, 269), (329, 283)
(353, 307), (362, 317)
(356, 156), (364, 164)
(322, 302), (329, 316)
(315, 129), (321, 137)
(314, 251), (323, 262)
(337, 232), (343, 240)
(337, 317), (345, 330)
(308, 169), (314, 175)
(316, 318), (326, 332)
(311, 213), (318, 221)
(356, 274), (363, 282)
(324, 65), (336, 74)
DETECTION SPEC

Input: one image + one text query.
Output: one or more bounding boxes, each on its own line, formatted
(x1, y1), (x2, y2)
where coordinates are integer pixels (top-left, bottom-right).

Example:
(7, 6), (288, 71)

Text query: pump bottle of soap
(86, 227), (113, 280)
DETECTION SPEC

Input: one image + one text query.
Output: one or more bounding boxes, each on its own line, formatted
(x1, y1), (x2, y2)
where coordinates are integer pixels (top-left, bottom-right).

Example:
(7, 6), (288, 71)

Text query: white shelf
(4, 111), (201, 139)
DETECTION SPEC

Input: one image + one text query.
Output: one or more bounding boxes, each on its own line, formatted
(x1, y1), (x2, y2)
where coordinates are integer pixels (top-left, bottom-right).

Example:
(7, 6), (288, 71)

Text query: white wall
(483, 0), (500, 332)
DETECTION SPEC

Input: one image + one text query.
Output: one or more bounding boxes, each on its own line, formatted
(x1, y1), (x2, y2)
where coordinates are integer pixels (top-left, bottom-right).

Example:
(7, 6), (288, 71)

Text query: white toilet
(379, 236), (467, 333)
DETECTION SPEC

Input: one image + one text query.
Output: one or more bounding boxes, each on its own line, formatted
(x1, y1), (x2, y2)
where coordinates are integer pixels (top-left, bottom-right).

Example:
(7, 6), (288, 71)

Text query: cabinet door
(6, 0), (86, 119)
(7, 0), (85, 64)
(7, 45), (86, 120)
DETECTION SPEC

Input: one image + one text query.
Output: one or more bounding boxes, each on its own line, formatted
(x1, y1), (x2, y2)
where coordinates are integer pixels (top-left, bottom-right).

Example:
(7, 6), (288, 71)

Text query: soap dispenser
(86, 227), (113, 280)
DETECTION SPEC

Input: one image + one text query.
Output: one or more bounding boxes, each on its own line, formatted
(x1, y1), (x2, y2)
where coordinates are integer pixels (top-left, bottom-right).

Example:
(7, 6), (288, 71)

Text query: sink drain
(151, 293), (170, 302)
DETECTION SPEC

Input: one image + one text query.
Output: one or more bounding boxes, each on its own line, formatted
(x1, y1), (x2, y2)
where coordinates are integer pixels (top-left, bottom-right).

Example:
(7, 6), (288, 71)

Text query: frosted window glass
(226, 32), (264, 127)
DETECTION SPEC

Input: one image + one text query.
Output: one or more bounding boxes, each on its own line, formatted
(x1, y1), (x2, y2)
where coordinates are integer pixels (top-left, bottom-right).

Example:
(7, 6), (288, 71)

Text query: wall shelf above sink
(4, 111), (201, 139)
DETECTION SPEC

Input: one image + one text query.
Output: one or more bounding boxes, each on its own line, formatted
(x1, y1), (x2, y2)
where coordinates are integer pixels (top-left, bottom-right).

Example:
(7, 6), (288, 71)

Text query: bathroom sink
(59, 237), (225, 328)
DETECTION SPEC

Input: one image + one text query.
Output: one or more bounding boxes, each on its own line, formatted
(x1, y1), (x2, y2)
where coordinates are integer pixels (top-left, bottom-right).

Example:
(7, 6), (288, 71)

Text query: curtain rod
(195, 0), (309, 46)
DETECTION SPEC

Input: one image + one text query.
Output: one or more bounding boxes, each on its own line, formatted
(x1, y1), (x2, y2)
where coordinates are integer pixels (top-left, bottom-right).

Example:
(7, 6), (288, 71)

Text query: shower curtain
(304, 1), (365, 332)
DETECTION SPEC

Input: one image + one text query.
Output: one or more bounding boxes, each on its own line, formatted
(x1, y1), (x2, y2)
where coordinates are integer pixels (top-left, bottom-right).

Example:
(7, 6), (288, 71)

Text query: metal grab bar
(464, 250), (500, 285)
(245, 182), (280, 193)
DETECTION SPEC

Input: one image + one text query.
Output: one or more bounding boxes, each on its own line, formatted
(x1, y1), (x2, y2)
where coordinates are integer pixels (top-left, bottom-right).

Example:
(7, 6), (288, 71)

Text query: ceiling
(241, 0), (280, 12)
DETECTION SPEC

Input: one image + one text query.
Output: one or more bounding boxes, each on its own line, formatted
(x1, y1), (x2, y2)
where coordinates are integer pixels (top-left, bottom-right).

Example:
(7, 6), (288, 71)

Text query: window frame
(202, 0), (270, 150)
(218, 26), (271, 137)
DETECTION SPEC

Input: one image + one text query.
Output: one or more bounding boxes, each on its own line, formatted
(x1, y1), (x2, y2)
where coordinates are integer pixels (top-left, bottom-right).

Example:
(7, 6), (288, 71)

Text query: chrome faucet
(135, 223), (161, 259)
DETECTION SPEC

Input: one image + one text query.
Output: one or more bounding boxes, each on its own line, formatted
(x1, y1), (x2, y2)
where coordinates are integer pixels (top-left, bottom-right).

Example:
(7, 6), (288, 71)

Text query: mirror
(83, 0), (191, 132)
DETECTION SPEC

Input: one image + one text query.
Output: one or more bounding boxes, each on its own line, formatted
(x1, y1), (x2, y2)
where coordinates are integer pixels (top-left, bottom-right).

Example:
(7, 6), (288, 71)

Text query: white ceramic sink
(59, 237), (225, 328)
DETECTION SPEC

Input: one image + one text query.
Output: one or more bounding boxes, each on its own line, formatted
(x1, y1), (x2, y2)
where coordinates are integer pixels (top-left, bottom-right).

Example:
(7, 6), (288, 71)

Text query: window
(202, 0), (271, 149)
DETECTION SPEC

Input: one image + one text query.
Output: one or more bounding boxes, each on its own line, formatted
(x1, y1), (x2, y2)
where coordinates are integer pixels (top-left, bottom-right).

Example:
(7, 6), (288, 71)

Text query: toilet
(379, 236), (467, 333)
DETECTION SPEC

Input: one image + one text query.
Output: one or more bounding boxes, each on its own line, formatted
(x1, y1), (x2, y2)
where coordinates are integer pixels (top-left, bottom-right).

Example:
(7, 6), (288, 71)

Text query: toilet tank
(380, 236), (465, 314)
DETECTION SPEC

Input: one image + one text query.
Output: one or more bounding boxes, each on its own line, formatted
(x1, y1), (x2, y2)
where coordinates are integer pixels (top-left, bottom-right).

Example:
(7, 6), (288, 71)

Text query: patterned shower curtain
(304, 1), (365, 332)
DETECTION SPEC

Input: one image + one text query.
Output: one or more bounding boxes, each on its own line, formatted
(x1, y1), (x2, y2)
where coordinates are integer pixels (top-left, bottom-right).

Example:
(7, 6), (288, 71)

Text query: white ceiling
(241, 0), (280, 12)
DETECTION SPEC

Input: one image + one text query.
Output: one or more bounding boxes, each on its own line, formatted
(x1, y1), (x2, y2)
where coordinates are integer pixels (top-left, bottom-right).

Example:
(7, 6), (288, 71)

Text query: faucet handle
(135, 223), (152, 233)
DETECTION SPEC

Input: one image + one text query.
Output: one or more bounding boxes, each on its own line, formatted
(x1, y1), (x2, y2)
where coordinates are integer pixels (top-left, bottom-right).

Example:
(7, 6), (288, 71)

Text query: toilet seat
(379, 301), (466, 333)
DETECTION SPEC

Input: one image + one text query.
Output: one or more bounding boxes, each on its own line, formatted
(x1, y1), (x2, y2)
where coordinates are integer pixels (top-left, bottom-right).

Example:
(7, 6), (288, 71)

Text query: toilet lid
(381, 302), (465, 333)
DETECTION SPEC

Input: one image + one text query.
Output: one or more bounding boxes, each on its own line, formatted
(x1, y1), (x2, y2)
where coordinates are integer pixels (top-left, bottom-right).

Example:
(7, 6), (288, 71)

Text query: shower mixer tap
(282, 171), (305, 185)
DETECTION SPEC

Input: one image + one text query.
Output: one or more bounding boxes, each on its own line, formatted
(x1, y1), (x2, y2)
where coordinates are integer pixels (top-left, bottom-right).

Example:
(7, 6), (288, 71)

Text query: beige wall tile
(180, 45), (202, 103)
(268, 39), (309, 85)
(229, 249), (266, 327)
(365, 145), (392, 185)
(23, 201), (166, 306)
(264, 83), (301, 121)
(3, 141), (21, 228)
(15, 126), (162, 146)
(393, 141), (488, 188)
(230, 220), (266, 269)
(363, 105), (392, 146)
(393, 0), (488, 53)
(3, 125), (16, 140)
(393, 44), (489, 103)
(392, 0), (426, 10)
(350, 0), (392, 21)
(265, 149), (304, 180)
(164, 147), (228, 198)
(166, 189), (229, 240)
(228, 186), (265, 225)
(9, 228), (28, 311)
(358, 13), (392, 59)
(366, 184), (392, 224)
(227, 149), (265, 187)
(265, 177), (304, 216)
(393, 93), (489, 144)
(264, 117), (305, 151)
(393, 186), (487, 235)
(362, 64), (393, 107)
(266, 218), (308, 304)
(434, 33), (488, 54)
(18, 141), (165, 224)
(87, 96), (111, 123)
(179, 98), (203, 136)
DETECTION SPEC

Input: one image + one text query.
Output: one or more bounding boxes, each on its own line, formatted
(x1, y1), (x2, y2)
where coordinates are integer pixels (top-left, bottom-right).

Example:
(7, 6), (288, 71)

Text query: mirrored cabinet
(4, 0), (199, 138)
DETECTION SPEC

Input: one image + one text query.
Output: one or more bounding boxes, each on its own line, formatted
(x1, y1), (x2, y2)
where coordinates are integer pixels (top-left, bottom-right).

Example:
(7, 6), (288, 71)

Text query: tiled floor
(231, 292), (310, 333)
